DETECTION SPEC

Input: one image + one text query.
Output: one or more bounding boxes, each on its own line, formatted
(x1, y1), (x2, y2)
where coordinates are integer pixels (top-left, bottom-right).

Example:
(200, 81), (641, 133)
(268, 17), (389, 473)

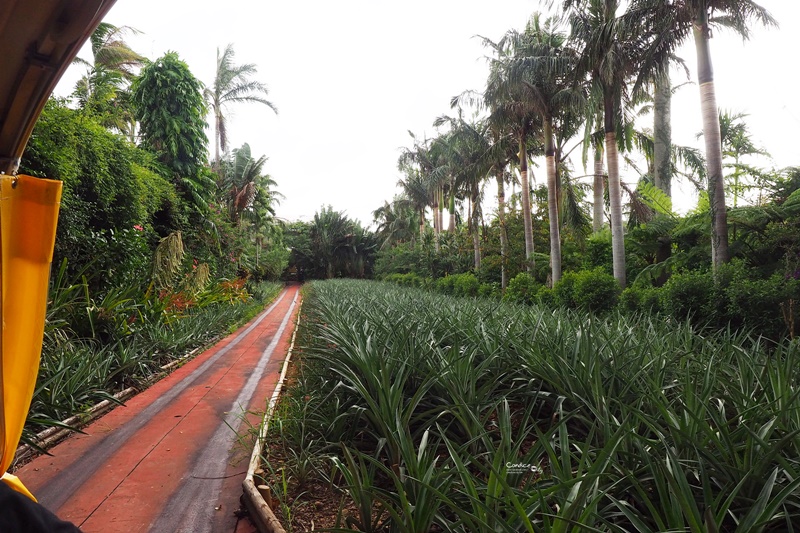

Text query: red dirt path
(15, 284), (301, 533)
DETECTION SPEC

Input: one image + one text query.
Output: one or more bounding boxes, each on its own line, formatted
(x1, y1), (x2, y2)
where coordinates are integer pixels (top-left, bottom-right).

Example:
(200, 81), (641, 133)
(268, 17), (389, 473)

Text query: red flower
(133, 225), (144, 231)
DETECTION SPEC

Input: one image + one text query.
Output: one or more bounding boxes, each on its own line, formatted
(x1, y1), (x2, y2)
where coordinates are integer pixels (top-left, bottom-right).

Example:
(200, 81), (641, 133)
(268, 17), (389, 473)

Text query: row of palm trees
(388, 0), (775, 289)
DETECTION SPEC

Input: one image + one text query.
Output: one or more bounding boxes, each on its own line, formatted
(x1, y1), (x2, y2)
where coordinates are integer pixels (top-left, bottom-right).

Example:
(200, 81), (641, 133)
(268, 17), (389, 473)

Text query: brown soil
(256, 439), (357, 531)
(254, 353), (366, 532)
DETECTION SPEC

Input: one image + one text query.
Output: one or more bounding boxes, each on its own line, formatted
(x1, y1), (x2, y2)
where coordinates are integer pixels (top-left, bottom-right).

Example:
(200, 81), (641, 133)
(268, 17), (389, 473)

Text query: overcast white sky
(55, 0), (800, 225)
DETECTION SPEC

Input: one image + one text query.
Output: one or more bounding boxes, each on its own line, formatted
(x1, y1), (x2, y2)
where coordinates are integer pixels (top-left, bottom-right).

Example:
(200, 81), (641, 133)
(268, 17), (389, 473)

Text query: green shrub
(478, 282), (500, 299)
(373, 243), (420, 278)
(619, 286), (663, 314)
(661, 269), (718, 324)
(476, 255), (502, 284)
(252, 247), (290, 282)
(724, 271), (799, 340)
(583, 231), (613, 274)
(553, 271), (580, 308)
(451, 272), (480, 297)
(436, 275), (456, 295)
(503, 272), (541, 305)
(573, 269), (621, 312)
(535, 286), (556, 306)
(554, 269), (620, 312)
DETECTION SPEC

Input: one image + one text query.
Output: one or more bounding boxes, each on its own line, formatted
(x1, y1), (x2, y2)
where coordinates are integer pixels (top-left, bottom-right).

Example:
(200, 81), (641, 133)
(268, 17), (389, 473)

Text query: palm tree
(690, 1), (775, 268)
(486, 128), (517, 289)
(653, 70), (672, 197)
(631, 0), (776, 270)
(397, 165), (433, 241)
(449, 118), (493, 270)
(218, 143), (279, 226)
(73, 23), (144, 138)
(566, 0), (634, 286)
(592, 140), (606, 233)
(565, 0), (674, 287)
(503, 14), (584, 284)
(473, 35), (544, 273)
(398, 134), (447, 251)
(205, 44), (277, 167)
(372, 196), (419, 249)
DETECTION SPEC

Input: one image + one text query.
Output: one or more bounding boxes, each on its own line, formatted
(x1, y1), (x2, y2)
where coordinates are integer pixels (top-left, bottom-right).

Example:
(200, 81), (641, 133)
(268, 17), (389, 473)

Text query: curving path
(15, 284), (301, 533)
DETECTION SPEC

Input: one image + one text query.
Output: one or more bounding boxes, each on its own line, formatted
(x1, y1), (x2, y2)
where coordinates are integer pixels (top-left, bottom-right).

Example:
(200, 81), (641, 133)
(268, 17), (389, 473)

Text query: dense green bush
(583, 231), (613, 273)
(435, 275), (456, 295)
(478, 282), (500, 299)
(503, 272), (541, 305)
(619, 286), (663, 314)
(475, 254), (503, 285)
(536, 285), (556, 306)
(373, 242), (420, 278)
(451, 272), (480, 297)
(553, 269), (620, 312)
(22, 99), (179, 291)
(574, 269), (621, 312)
(660, 269), (718, 324)
(553, 271), (580, 308)
(251, 247), (291, 282)
(724, 273), (797, 339)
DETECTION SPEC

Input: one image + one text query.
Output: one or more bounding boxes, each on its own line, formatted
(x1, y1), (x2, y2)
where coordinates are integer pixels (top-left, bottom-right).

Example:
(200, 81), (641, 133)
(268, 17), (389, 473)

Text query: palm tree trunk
(448, 182), (456, 232)
(214, 112), (222, 172)
(496, 172), (508, 290)
(694, 13), (729, 270)
(432, 196), (440, 253)
(593, 144), (605, 233)
(472, 192), (481, 271)
(545, 119), (561, 285)
(519, 134), (534, 272)
(653, 71), (672, 198)
(606, 131), (626, 288)
(439, 189), (445, 236)
(419, 209), (426, 241)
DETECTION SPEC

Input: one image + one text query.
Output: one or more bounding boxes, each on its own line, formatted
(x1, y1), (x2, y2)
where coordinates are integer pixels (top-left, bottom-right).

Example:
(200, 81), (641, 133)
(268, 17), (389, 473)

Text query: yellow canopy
(0, 0), (117, 501)
(0, 175), (62, 499)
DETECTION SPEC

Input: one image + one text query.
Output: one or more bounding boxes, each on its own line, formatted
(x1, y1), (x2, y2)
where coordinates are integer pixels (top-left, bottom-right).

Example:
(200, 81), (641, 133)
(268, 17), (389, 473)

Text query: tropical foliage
(15, 24), (291, 448)
(285, 207), (378, 280)
(205, 44), (277, 166)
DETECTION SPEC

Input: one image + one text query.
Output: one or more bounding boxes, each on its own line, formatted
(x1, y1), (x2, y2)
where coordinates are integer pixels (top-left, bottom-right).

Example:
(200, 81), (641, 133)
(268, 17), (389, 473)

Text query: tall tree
(73, 22), (144, 138)
(631, 0), (776, 270)
(592, 141), (605, 233)
(397, 166), (433, 241)
(205, 44), (277, 168)
(132, 52), (213, 212)
(566, 0), (674, 286)
(373, 196), (419, 249)
(218, 143), (278, 226)
(690, 0), (775, 268)
(504, 14), (583, 284)
(473, 34), (545, 272)
(653, 70), (672, 197)
(567, 0), (634, 286)
(446, 118), (493, 271)
(398, 134), (446, 251)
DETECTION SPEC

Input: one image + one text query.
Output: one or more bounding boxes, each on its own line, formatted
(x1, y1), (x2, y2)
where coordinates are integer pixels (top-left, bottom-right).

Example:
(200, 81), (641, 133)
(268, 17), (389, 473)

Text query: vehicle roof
(0, 0), (117, 174)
